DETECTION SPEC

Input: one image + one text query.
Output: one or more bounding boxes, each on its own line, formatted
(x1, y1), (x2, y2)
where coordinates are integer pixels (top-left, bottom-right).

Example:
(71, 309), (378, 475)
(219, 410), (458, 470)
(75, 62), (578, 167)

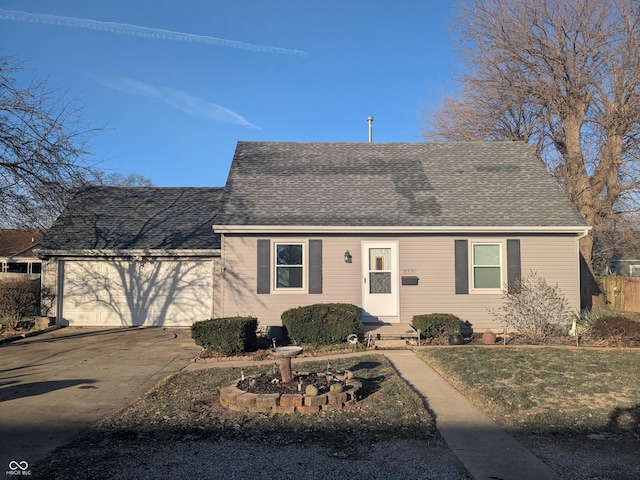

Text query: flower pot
(482, 330), (497, 345)
(448, 333), (465, 345)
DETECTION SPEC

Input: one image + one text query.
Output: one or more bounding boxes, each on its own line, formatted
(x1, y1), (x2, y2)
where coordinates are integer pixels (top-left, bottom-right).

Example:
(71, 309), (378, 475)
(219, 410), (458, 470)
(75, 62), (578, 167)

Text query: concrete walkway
(383, 350), (562, 480)
(190, 349), (562, 480)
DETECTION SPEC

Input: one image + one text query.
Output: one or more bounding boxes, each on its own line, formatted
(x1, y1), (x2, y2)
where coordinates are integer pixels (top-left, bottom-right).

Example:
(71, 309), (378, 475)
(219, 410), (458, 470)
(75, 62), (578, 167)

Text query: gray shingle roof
(214, 141), (588, 228)
(40, 187), (223, 251)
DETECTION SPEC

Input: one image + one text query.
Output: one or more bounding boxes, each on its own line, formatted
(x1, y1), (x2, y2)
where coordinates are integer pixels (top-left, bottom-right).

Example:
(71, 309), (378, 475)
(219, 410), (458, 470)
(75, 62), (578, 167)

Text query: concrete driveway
(0, 327), (201, 473)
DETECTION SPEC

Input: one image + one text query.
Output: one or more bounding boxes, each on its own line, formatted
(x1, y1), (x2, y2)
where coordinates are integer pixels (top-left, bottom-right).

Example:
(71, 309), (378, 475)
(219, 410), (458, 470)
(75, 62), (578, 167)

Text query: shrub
(191, 316), (258, 356)
(281, 303), (361, 346)
(570, 307), (614, 338)
(0, 278), (40, 330)
(592, 316), (640, 347)
(489, 271), (569, 342)
(412, 313), (461, 340)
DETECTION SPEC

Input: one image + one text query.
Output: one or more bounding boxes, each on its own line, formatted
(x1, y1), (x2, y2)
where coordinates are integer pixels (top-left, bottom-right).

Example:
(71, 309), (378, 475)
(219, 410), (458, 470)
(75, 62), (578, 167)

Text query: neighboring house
(0, 229), (45, 280)
(602, 256), (640, 277)
(37, 187), (223, 327)
(38, 141), (590, 330)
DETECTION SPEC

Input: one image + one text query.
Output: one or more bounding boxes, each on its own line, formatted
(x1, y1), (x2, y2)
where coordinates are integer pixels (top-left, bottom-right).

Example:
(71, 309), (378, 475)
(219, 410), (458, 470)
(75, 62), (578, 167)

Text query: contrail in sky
(103, 77), (260, 129)
(0, 8), (308, 56)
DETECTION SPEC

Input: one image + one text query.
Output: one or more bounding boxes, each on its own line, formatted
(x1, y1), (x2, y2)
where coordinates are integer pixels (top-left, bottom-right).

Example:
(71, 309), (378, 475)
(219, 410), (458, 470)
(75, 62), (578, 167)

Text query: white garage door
(60, 259), (214, 327)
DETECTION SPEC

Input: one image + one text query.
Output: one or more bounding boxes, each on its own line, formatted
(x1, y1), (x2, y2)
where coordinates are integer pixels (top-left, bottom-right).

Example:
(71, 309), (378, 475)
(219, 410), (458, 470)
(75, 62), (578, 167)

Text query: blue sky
(0, 1), (458, 187)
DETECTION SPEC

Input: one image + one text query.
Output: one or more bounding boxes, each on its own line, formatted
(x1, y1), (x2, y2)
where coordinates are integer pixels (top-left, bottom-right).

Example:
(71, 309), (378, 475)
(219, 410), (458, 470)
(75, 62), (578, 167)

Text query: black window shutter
(507, 239), (521, 293)
(454, 240), (469, 294)
(257, 239), (270, 294)
(308, 240), (323, 294)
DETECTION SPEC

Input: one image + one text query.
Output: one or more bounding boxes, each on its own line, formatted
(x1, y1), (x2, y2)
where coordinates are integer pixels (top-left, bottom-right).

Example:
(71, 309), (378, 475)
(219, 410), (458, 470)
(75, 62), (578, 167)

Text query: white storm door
(361, 242), (399, 318)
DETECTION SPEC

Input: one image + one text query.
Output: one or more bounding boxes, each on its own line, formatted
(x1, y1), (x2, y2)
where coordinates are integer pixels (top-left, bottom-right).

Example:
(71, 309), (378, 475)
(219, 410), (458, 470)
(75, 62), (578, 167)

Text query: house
(596, 230), (640, 277)
(213, 141), (589, 329)
(38, 141), (590, 330)
(37, 187), (223, 326)
(0, 229), (45, 279)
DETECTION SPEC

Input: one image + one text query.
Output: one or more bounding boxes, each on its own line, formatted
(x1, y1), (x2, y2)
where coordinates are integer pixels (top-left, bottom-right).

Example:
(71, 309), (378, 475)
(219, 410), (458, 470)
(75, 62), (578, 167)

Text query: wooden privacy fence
(598, 275), (640, 313)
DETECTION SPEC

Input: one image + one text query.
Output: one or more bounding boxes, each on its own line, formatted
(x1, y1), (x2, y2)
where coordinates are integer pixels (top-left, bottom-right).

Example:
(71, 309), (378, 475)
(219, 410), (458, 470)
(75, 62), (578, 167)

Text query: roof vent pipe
(367, 116), (373, 143)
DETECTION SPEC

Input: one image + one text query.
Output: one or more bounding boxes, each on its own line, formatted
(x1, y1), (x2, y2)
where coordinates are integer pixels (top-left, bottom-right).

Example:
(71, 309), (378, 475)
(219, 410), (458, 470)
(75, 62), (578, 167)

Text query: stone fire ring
(220, 375), (363, 414)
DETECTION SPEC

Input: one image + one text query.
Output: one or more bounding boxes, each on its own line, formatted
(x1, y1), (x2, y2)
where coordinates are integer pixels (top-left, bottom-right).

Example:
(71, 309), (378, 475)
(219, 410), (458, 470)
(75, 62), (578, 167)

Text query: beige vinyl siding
(40, 258), (59, 317)
(222, 235), (363, 325)
(221, 234), (581, 329)
(399, 235), (579, 329)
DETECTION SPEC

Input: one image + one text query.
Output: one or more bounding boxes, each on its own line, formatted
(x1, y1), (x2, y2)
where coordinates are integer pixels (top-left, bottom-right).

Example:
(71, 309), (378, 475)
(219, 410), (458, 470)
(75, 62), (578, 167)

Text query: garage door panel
(62, 259), (213, 327)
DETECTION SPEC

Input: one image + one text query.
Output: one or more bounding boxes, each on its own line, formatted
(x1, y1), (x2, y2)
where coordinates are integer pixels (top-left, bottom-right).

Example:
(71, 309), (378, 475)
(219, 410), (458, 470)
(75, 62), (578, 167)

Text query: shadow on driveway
(0, 379), (97, 402)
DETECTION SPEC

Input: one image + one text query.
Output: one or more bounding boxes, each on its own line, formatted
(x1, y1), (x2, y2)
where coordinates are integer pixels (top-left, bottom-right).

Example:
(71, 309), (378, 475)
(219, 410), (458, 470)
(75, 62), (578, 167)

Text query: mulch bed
(237, 372), (334, 395)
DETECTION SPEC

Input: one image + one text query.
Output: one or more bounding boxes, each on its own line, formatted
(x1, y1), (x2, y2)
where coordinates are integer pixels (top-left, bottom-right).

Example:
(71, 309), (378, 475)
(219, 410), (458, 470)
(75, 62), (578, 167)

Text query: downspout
(577, 228), (590, 241)
(576, 227), (592, 312)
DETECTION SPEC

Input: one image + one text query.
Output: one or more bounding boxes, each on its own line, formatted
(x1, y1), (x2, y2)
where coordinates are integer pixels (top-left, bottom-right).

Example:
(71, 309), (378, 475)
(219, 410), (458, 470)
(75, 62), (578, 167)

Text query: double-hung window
(275, 243), (304, 289)
(472, 243), (503, 291)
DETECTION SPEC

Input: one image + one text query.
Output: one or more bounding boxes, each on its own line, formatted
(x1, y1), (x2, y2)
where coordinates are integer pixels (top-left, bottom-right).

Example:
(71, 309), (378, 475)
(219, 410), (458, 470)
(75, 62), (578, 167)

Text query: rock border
(220, 376), (363, 414)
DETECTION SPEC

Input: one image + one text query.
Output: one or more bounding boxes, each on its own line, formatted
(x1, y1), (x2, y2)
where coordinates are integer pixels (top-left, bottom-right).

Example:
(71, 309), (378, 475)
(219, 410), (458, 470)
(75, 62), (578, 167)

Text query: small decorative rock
(329, 383), (343, 393)
(305, 385), (319, 396)
(345, 370), (354, 380)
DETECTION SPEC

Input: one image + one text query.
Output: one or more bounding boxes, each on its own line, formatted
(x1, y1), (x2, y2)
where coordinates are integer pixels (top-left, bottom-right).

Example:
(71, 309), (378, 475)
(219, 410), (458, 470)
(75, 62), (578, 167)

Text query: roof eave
(34, 248), (221, 259)
(212, 224), (592, 235)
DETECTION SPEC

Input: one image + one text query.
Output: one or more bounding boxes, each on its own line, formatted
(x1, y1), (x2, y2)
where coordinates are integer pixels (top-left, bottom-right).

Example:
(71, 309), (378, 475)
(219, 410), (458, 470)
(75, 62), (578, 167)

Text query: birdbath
(270, 346), (303, 383)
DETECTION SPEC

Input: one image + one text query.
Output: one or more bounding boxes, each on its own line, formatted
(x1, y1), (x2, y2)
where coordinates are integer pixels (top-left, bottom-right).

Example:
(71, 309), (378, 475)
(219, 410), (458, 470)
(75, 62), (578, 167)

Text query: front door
(361, 241), (399, 321)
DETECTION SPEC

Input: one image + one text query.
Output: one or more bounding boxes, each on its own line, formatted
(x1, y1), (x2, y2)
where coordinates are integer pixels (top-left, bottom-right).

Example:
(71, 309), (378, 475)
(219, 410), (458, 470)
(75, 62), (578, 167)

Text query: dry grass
(101, 355), (437, 446)
(417, 347), (640, 434)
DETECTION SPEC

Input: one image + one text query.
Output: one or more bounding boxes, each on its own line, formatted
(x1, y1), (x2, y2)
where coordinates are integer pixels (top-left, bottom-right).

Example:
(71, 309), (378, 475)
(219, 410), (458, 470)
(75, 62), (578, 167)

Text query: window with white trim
(630, 265), (640, 277)
(275, 243), (304, 289)
(472, 243), (503, 290)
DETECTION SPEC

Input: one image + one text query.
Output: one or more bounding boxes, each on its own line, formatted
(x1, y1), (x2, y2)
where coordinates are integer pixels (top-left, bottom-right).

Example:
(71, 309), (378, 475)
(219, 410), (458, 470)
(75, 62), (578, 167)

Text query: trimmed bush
(0, 278), (40, 330)
(281, 303), (361, 346)
(191, 316), (258, 356)
(412, 313), (461, 339)
(592, 316), (640, 347)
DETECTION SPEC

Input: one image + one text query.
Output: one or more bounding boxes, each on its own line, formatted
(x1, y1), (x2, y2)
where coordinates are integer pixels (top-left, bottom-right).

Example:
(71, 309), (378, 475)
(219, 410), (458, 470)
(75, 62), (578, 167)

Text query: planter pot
(448, 333), (465, 345)
(482, 330), (497, 345)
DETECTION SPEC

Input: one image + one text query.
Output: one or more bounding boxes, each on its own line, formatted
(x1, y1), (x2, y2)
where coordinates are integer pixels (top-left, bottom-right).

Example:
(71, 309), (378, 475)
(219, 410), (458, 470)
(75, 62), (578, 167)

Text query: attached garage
(37, 187), (223, 328)
(59, 258), (215, 327)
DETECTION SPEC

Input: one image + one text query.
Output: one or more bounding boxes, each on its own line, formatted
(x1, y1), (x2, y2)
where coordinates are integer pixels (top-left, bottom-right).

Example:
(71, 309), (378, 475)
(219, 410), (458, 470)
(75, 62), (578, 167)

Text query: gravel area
(33, 438), (472, 479)
(517, 433), (640, 480)
(31, 432), (640, 479)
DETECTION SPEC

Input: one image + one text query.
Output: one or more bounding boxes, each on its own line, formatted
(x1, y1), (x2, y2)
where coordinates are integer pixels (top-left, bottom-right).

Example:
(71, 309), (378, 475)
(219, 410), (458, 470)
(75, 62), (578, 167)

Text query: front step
(359, 323), (421, 349)
(371, 339), (411, 349)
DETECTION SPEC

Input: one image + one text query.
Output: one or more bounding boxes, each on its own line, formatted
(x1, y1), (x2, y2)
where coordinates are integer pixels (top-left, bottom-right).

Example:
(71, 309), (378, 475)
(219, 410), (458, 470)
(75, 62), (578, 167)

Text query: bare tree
(0, 56), (155, 228)
(93, 171), (154, 187)
(421, 0), (640, 267)
(0, 55), (100, 229)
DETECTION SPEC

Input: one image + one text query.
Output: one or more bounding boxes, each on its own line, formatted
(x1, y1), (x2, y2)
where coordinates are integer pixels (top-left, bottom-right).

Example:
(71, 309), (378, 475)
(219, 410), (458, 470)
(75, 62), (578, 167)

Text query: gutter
(212, 224), (592, 235)
(34, 248), (221, 259)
